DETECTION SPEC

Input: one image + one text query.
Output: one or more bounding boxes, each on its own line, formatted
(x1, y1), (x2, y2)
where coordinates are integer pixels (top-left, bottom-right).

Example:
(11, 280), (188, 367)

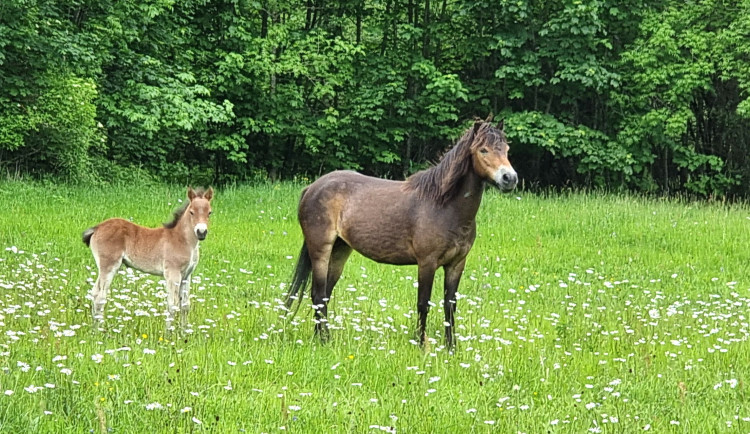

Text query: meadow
(1, 180), (749, 433)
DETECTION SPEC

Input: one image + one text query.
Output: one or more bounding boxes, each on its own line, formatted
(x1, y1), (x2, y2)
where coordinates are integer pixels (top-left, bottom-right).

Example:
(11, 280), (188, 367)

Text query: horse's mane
(404, 121), (494, 206)
(163, 188), (209, 228)
(163, 203), (189, 229)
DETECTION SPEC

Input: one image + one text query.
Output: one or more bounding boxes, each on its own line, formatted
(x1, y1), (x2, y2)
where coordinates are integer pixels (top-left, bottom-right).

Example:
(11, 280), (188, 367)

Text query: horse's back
(88, 218), (159, 253)
(299, 170), (405, 216)
(299, 170), (420, 264)
(303, 170), (400, 196)
(88, 218), (169, 274)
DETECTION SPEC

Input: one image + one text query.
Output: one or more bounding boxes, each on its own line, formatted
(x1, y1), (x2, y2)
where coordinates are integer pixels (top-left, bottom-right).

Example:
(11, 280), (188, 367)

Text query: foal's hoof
(91, 316), (106, 332)
(164, 323), (179, 338)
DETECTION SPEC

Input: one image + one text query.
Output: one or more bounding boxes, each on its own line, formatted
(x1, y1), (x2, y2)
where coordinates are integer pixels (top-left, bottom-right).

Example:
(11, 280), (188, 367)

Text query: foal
(83, 187), (214, 329)
(287, 118), (517, 347)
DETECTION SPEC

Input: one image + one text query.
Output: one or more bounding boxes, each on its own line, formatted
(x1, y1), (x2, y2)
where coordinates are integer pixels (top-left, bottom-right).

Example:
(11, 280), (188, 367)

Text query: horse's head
(187, 187), (214, 240)
(470, 117), (518, 192)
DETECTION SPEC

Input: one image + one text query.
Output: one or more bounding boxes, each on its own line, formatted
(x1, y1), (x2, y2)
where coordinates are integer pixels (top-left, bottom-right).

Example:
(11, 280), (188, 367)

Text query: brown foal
(83, 187), (213, 329)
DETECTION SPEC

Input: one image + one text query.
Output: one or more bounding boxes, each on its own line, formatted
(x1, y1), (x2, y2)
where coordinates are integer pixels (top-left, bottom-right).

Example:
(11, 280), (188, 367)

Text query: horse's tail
(285, 243), (312, 315)
(82, 227), (96, 247)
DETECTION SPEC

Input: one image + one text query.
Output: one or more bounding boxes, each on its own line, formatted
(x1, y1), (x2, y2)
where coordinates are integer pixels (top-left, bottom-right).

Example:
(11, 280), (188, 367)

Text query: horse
(82, 187), (214, 329)
(285, 117), (517, 347)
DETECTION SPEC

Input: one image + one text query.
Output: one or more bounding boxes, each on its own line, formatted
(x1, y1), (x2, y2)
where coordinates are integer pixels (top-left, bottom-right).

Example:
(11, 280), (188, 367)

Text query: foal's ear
(187, 186), (196, 200)
(204, 187), (214, 201)
(485, 112), (494, 123)
(497, 119), (504, 130)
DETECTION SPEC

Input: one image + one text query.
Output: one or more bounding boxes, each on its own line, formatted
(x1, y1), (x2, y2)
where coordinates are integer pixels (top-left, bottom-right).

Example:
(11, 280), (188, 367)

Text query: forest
(1, 0), (749, 197)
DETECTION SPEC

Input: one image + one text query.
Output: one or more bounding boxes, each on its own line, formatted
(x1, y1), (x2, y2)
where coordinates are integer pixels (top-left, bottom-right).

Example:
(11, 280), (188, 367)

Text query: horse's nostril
(499, 172), (518, 189)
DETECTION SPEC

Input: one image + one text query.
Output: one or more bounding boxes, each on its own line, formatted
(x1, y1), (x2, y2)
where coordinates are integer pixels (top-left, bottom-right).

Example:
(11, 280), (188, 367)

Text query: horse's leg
(326, 238), (352, 299)
(179, 275), (191, 329)
(416, 261), (437, 346)
(443, 258), (467, 349)
(163, 268), (182, 332)
(308, 241), (334, 342)
(90, 255), (121, 325)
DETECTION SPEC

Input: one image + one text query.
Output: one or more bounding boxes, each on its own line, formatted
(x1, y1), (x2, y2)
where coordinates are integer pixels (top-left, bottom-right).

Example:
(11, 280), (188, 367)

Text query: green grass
(1, 180), (750, 432)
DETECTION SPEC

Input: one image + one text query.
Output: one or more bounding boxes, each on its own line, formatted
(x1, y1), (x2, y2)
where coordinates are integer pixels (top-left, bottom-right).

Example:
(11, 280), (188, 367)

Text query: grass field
(1, 180), (750, 433)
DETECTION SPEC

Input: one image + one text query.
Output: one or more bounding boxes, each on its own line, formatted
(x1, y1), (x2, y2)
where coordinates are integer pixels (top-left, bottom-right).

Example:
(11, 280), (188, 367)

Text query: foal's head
(186, 187), (214, 240)
(470, 118), (518, 192)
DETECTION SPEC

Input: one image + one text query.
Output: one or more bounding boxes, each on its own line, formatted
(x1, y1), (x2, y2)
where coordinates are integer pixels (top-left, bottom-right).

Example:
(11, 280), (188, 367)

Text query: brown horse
(286, 117), (517, 347)
(82, 187), (214, 329)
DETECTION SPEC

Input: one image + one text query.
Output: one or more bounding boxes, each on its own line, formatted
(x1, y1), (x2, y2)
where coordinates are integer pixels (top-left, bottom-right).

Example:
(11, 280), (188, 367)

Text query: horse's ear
(204, 187), (214, 201)
(187, 186), (196, 201)
(497, 119), (504, 130)
(485, 112), (494, 123)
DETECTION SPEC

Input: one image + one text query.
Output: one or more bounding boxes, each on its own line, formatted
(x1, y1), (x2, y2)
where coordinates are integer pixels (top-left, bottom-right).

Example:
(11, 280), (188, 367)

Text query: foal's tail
(82, 227), (96, 247)
(285, 243), (312, 316)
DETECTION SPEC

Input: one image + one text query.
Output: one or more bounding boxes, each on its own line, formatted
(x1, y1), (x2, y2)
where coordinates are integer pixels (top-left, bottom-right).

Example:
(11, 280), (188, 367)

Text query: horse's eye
(480, 148), (489, 155)
(190, 211), (194, 216)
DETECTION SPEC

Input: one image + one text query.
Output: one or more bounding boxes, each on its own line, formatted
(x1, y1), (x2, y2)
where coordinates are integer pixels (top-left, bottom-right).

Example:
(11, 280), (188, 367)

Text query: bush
(0, 75), (103, 181)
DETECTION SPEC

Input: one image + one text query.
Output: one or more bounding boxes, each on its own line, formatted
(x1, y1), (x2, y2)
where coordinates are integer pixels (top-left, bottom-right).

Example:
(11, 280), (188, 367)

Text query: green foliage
(614, 0), (749, 196)
(1, 0), (749, 197)
(505, 111), (634, 186)
(0, 1), (104, 179)
(0, 75), (103, 180)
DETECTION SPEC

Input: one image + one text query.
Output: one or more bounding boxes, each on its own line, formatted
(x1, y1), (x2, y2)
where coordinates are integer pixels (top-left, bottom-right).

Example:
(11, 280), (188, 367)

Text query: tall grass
(1, 181), (749, 432)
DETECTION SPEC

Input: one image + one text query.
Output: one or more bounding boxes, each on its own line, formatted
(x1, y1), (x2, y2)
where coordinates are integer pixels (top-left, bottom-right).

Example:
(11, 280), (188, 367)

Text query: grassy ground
(1, 180), (749, 433)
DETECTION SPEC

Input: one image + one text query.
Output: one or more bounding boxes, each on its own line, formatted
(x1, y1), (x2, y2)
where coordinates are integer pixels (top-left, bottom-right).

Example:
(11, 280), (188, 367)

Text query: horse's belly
(122, 253), (163, 276)
(340, 221), (416, 264)
(360, 250), (416, 265)
(349, 238), (416, 265)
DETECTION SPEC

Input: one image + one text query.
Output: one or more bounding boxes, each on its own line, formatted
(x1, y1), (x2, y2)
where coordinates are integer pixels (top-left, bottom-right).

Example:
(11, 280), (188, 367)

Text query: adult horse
(83, 187), (214, 329)
(286, 117), (517, 347)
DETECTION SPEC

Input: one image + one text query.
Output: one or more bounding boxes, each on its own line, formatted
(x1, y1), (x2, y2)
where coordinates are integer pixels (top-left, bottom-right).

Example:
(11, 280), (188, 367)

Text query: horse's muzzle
(493, 167), (518, 192)
(194, 223), (208, 240)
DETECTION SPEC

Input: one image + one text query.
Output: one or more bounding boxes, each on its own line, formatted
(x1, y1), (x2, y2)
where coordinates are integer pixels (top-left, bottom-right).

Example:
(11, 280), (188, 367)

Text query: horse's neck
(448, 170), (485, 218)
(172, 214), (198, 246)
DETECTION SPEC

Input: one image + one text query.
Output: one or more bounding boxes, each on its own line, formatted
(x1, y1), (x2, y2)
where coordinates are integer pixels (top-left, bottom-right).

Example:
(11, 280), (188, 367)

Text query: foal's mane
(404, 121), (493, 206)
(163, 188), (209, 229)
(163, 204), (189, 229)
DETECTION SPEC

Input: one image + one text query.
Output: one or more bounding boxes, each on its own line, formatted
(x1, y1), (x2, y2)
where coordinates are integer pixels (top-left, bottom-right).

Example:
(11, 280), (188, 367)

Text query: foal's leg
(443, 258), (467, 349)
(90, 255), (122, 324)
(178, 275), (191, 328)
(416, 261), (438, 346)
(163, 268), (182, 331)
